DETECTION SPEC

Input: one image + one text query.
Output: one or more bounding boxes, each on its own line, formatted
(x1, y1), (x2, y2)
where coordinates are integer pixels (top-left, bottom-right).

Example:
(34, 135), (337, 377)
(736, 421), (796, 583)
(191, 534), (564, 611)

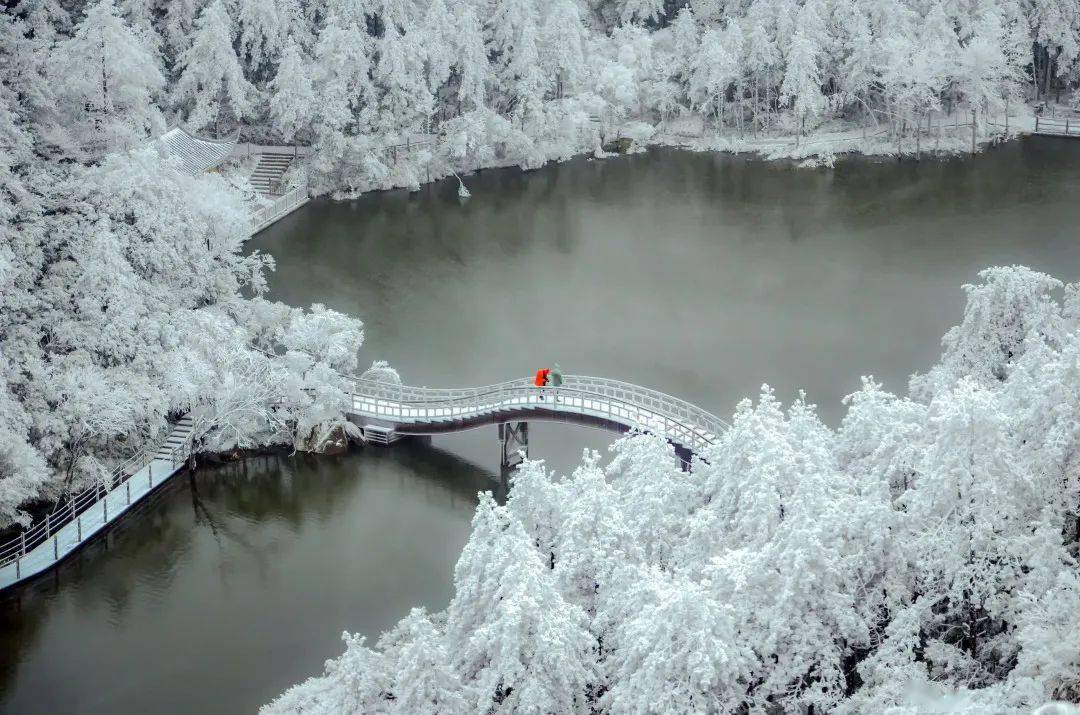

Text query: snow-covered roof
(152, 125), (236, 176)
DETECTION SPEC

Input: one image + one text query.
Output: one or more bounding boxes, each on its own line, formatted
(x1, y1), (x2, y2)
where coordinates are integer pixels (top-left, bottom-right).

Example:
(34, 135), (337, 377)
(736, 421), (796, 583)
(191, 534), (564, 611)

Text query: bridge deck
(0, 419), (194, 592)
(348, 375), (727, 458)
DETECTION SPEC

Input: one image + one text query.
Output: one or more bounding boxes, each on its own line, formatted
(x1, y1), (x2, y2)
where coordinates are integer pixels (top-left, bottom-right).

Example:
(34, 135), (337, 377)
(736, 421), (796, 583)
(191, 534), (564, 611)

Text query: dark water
(5, 140), (1080, 713)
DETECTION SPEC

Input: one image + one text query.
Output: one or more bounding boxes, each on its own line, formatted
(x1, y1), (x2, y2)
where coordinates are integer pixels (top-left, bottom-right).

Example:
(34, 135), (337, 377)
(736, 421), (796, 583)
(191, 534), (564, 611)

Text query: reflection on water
(0, 446), (496, 714)
(256, 140), (1080, 433)
(5, 141), (1080, 714)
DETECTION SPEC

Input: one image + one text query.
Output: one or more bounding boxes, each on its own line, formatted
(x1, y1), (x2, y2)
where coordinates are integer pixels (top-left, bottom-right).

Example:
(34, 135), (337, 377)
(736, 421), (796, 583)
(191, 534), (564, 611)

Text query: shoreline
(281, 107), (1043, 204)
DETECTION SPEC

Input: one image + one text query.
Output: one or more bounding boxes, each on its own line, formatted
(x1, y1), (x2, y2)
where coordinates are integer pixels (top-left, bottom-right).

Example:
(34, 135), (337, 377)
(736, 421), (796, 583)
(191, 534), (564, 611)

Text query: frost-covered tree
(236, 0), (303, 79)
(911, 266), (1064, 401)
(454, 4), (491, 113)
(379, 609), (471, 713)
(691, 27), (738, 127)
(780, 1), (827, 136)
(444, 494), (597, 712)
(358, 360), (402, 385)
(421, 0), (456, 101)
(540, 0), (587, 100)
(263, 633), (393, 713)
(172, 0), (255, 132)
(269, 37), (315, 141)
(488, 0), (547, 122)
(620, 0), (664, 26)
(162, 0), (204, 61)
(374, 0), (433, 134)
(48, 0), (165, 151)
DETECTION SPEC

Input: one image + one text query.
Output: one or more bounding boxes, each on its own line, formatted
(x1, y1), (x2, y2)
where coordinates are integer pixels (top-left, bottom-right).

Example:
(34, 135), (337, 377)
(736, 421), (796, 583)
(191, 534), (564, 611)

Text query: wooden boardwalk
(1034, 115), (1080, 138)
(0, 417), (194, 592)
(0, 375), (728, 592)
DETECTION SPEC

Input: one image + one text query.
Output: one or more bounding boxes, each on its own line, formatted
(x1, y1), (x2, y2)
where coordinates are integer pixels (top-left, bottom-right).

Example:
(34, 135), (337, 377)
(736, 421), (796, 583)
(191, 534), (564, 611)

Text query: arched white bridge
(349, 375), (729, 469)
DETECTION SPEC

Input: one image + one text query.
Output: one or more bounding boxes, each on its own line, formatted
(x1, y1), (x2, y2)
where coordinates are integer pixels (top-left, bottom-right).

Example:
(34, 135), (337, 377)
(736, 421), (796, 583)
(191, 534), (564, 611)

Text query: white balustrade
(349, 375), (728, 456)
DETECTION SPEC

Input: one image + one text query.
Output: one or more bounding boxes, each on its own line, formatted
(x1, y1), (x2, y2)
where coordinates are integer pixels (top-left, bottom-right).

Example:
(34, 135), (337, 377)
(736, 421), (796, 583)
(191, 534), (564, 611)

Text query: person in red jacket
(534, 368), (550, 399)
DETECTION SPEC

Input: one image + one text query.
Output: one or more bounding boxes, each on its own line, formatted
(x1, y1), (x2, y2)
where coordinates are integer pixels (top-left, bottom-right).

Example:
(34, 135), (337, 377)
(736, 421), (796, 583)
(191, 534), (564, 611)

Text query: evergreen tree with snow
(374, 0), (433, 134)
(172, 0), (255, 133)
(444, 494), (597, 713)
(269, 36), (315, 142)
(540, 0), (588, 100)
(453, 4), (491, 113)
(48, 0), (165, 151)
(780, 0), (827, 138)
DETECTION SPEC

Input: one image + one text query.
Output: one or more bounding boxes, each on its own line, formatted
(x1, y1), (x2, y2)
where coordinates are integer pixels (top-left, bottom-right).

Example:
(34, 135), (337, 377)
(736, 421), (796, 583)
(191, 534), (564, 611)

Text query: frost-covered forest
(7, 0), (1074, 525)
(0, 57), (367, 527)
(266, 267), (1080, 713)
(0, 132), (367, 526)
(4, 0), (1080, 192)
(4, 0), (1080, 711)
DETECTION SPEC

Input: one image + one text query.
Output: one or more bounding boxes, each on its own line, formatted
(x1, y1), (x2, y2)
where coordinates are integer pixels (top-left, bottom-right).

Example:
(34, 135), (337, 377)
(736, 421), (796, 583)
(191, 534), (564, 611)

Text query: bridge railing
(0, 426), (193, 572)
(350, 375), (729, 454)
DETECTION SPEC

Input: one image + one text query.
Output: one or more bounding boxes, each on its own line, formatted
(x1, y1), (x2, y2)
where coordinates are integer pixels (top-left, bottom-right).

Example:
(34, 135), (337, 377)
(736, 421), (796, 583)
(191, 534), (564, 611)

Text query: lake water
(4, 140), (1080, 713)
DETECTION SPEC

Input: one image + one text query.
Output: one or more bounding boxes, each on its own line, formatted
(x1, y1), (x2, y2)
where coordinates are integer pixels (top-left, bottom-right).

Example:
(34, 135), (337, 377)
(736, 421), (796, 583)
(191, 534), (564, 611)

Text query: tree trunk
(1043, 49), (1053, 98)
(916, 113), (921, 160)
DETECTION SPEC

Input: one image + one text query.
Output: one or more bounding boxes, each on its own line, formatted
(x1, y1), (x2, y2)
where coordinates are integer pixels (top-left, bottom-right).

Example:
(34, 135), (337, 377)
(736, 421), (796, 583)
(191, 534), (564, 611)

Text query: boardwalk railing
(0, 426), (192, 578)
(350, 375), (729, 457)
(1034, 116), (1080, 137)
(251, 185), (309, 234)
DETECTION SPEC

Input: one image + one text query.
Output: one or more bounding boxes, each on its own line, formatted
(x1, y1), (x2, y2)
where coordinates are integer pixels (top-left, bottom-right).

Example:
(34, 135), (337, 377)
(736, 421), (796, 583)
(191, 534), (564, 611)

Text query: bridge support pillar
(499, 422), (529, 469)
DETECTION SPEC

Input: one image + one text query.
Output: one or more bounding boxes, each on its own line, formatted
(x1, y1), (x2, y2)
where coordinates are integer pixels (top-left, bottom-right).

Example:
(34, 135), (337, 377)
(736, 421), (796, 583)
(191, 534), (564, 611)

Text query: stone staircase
(154, 415), (194, 463)
(248, 150), (296, 196)
(360, 424), (401, 446)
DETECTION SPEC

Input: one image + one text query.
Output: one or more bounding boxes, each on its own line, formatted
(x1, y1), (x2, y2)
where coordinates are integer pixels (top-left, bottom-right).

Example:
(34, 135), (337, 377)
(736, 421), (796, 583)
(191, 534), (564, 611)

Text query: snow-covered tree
(379, 609), (471, 713)
(374, 1), (433, 134)
(48, 0), (165, 151)
(691, 27), (739, 127)
(454, 4), (491, 113)
(911, 266), (1065, 401)
(269, 37), (315, 142)
(620, 0), (664, 26)
(236, 0), (303, 79)
(780, 1), (827, 136)
(444, 494), (597, 712)
(172, 0), (256, 132)
(453, 4), (492, 113)
(540, 0), (588, 99)
(421, 0), (456, 100)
